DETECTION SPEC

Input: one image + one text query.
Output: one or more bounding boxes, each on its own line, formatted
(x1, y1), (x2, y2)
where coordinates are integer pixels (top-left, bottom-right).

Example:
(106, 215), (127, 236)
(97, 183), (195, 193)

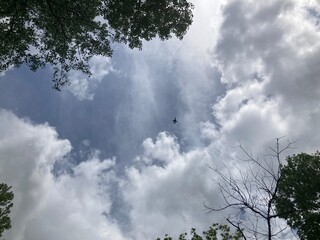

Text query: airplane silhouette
(172, 117), (177, 124)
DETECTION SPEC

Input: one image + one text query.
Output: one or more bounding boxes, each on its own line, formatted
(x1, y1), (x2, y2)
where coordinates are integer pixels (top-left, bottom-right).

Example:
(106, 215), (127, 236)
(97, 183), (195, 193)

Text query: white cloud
(0, 65), (13, 77)
(212, 81), (288, 153)
(67, 56), (114, 100)
(212, 0), (320, 152)
(121, 132), (223, 240)
(112, 0), (225, 148)
(22, 156), (124, 240)
(2, 0), (320, 239)
(119, 0), (320, 238)
(0, 110), (125, 240)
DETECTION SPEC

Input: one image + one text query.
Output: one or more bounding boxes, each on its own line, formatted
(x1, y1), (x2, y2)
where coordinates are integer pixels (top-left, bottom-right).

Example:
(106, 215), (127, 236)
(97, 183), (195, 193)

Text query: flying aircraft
(172, 117), (177, 124)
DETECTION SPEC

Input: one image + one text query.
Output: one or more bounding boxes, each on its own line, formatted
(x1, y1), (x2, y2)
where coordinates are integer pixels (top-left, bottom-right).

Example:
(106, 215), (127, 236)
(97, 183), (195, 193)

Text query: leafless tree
(205, 138), (297, 240)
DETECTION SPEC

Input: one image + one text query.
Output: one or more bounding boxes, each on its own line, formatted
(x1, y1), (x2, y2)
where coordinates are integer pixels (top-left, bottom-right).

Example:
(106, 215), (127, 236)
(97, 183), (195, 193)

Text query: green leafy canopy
(0, 183), (14, 237)
(275, 152), (320, 239)
(156, 223), (244, 240)
(0, 0), (194, 90)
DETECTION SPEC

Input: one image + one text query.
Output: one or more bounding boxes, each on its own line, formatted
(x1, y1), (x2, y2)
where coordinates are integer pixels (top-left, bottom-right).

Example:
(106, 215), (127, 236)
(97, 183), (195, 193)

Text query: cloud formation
(0, 110), (125, 240)
(213, 0), (320, 151)
(121, 132), (221, 239)
(117, 0), (320, 238)
(67, 56), (114, 100)
(1, 0), (320, 239)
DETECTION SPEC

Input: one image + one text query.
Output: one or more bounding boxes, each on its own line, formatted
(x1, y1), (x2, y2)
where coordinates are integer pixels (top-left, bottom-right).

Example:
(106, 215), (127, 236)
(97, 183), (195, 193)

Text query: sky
(0, 0), (320, 239)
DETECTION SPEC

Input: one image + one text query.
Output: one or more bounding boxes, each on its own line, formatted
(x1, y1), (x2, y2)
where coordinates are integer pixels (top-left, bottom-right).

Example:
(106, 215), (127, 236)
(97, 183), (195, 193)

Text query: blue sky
(0, 0), (320, 239)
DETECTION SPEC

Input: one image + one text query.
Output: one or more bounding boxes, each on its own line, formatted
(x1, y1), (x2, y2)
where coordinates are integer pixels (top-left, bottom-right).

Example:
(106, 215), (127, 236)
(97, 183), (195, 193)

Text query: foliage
(156, 223), (244, 240)
(275, 152), (320, 239)
(0, 0), (194, 89)
(0, 183), (14, 237)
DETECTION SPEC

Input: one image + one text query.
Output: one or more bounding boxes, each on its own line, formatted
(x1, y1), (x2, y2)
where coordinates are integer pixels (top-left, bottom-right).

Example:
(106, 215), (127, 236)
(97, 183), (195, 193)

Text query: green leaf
(275, 152), (320, 239)
(0, 0), (194, 89)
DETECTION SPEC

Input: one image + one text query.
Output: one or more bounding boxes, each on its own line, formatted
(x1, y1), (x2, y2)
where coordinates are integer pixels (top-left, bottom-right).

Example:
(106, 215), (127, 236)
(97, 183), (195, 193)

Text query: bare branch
(206, 138), (295, 239)
(227, 218), (247, 240)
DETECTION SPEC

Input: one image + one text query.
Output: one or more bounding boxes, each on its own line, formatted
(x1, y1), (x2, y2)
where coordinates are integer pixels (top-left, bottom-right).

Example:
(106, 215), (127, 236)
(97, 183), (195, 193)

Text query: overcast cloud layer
(0, 0), (320, 239)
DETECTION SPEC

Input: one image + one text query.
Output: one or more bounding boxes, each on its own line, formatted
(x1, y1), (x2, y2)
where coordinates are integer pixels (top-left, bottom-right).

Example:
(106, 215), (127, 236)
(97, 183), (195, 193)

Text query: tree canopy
(0, 0), (194, 89)
(0, 183), (14, 237)
(275, 152), (320, 239)
(156, 223), (243, 240)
